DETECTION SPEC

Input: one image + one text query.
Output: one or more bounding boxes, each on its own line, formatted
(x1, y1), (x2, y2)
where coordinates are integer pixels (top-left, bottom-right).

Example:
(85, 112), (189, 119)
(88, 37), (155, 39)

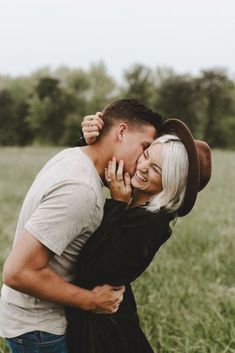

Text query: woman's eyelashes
(152, 166), (159, 174)
(143, 150), (148, 159)
(153, 166), (161, 175)
(143, 150), (160, 174)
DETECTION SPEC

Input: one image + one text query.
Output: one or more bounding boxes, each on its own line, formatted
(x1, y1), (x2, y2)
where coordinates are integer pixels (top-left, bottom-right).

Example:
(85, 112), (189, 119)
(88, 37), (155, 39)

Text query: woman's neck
(130, 190), (151, 208)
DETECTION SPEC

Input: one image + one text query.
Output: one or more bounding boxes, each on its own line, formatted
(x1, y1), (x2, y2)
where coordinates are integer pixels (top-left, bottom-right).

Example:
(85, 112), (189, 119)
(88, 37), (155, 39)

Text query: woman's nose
(138, 161), (148, 173)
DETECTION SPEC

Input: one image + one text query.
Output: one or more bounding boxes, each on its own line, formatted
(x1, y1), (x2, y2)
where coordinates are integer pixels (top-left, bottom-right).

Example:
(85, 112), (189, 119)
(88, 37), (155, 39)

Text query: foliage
(0, 89), (32, 146)
(196, 70), (235, 147)
(122, 64), (155, 107)
(26, 77), (76, 145)
(0, 64), (235, 147)
(154, 74), (200, 135)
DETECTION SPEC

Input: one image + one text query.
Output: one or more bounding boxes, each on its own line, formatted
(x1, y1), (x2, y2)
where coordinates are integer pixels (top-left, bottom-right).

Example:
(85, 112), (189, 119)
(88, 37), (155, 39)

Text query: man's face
(114, 124), (157, 176)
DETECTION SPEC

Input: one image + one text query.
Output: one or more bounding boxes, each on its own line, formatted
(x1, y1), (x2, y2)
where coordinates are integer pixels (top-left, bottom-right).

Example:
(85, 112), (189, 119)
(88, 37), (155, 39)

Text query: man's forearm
(4, 266), (95, 310)
(3, 229), (125, 314)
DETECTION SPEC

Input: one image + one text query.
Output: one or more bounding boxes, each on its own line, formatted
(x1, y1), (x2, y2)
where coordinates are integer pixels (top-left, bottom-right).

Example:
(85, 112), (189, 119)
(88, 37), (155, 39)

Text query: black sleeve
(74, 132), (87, 147)
(75, 200), (172, 288)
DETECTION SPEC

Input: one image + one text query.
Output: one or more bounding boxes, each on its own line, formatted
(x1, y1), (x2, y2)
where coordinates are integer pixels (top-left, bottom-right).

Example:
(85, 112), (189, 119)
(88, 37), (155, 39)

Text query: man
(0, 99), (162, 353)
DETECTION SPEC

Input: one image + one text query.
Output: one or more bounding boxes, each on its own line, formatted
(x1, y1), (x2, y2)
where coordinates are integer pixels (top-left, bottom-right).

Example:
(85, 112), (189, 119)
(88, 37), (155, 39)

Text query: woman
(66, 117), (212, 353)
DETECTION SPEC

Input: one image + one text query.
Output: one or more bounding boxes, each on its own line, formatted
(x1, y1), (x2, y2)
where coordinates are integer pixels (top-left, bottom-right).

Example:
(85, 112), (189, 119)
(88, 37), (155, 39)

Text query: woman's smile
(135, 170), (148, 182)
(131, 143), (163, 196)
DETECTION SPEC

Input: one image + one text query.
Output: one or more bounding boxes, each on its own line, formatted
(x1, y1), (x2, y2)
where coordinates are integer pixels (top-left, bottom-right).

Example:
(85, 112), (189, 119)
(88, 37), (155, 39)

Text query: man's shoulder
(21, 148), (103, 216)
(35, 147), (102, 197)
(45, 179), (98, 206)
(40, 147), (92, 175)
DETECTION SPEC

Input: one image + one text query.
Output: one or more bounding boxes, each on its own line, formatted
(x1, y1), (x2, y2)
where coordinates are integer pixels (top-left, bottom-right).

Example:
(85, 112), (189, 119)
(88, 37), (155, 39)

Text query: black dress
(66, 199), (174, 353)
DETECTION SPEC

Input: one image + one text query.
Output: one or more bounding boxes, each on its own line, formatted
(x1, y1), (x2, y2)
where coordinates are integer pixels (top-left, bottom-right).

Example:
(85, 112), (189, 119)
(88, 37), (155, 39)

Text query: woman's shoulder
(123, 204), (172, 234)
(125, 204), (175, 223)
(103, 198), (174, 239)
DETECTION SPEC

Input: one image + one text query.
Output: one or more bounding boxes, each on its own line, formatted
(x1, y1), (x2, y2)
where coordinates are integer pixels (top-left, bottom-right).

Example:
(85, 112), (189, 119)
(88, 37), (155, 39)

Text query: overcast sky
(0, 0), (235, 81)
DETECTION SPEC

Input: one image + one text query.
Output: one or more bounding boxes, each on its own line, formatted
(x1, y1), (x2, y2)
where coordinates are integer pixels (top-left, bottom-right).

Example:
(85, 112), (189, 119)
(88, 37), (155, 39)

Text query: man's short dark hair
(101, 99), (163, 136)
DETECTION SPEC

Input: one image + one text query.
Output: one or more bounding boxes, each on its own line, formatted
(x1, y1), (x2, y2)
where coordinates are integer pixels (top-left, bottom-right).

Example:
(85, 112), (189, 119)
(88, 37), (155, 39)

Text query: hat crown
(161, 118), (212, 216)
(195, 140), (212, 192)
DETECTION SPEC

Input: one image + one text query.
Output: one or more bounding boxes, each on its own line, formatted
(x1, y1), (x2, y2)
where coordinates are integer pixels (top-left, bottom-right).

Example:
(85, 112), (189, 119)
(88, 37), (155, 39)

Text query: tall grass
(134, 150), (235, 352)
(0, 148), (234, 353)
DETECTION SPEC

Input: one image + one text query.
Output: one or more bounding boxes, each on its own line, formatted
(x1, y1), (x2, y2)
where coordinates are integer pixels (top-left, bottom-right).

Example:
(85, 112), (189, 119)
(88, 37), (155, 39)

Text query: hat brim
(161, 119), (200, 217)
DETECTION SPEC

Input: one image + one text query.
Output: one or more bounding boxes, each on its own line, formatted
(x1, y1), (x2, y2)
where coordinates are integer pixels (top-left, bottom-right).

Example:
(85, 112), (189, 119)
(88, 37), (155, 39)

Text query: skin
(131, 143), (163, 207)
(81, 113), (157, 180)
(3, 230), (125, 314)
(105, 144), (163, 208)
(84, 113), (163, 207)
(2, 112), (157, 316)
(111, 124), (156, 177)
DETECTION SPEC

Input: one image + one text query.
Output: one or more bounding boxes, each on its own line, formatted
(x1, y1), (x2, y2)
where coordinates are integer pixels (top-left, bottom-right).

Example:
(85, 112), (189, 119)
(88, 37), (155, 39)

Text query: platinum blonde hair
(144, 134), (189, 214)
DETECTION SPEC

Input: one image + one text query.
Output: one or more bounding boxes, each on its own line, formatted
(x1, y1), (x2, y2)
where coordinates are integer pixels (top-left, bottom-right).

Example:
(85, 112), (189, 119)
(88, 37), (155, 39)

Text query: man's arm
(3, 229), (124, 314)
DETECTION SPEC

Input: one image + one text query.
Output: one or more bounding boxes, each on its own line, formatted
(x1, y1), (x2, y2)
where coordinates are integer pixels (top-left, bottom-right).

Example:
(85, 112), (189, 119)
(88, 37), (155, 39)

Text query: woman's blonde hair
(144, 134), (189, 214)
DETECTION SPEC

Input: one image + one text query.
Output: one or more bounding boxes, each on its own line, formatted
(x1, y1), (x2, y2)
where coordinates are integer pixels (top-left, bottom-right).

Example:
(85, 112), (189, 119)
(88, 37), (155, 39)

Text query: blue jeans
(6, 331), (68, 353)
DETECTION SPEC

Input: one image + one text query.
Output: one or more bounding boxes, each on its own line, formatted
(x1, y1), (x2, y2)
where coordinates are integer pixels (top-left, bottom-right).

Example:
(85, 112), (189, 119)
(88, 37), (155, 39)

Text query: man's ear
(116, 123), (128, 142)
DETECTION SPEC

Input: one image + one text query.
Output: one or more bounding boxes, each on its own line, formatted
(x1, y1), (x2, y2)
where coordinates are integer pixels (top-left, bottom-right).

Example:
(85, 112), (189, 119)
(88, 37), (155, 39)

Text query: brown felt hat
(161, 118), (212, 217)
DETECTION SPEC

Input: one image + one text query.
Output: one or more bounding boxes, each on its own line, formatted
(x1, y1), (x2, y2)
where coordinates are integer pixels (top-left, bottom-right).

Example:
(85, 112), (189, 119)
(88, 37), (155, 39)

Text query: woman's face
(131, 143), (163, 196)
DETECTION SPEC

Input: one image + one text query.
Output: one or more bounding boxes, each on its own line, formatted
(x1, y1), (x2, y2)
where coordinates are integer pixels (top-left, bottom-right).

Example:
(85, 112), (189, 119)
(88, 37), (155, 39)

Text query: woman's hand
(105, 157), (132, 204)
(81, 112), (104, 144)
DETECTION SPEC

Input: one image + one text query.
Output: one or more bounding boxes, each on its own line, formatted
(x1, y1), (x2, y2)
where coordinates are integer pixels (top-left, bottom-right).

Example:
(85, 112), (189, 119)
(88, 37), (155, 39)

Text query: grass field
(0, 147), (234, 353)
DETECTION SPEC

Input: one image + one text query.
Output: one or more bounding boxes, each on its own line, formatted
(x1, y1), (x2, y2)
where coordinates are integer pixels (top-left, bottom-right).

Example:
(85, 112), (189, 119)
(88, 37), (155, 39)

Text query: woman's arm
(75, 203), (172, 288)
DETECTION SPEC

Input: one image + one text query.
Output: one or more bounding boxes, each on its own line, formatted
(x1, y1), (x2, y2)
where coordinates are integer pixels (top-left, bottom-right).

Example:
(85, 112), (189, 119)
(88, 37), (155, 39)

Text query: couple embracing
(0, 99), (211, 353)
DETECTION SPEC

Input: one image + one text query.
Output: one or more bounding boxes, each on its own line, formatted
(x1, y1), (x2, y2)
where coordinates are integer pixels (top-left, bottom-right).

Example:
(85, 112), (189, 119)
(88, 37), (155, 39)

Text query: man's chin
(130, 175), (137, 187)
(128, 169), (136, 178)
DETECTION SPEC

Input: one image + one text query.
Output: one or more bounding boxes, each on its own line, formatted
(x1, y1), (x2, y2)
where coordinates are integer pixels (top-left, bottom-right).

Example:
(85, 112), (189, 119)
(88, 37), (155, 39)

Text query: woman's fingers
(82, 118), (103, 131)
(82, 124), (100, 142)
(83, 131), (100, 139)
(105, 168), (109, 182)
(81, 113), (104, 144)
(105, 167), (112, 183)
(82, 114), (104, 130)
(106, 159), (133, 203)
(124, 172), (131, 188)
(95, 112), (104, 128)
(116, 160), (124, 181)
(108, 157), (117, 180)
(82, 115), (95, 123)
(106, 158), (123, 185)
(82, 125), (99, 133)
(107, 159), (129, 185)
(105, 161), (113, 183)
(92, 117), (104, 130)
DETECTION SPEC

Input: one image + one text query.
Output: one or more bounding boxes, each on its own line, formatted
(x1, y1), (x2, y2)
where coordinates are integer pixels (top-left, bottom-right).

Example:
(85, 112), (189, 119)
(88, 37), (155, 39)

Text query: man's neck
(80, 144), (113, 182)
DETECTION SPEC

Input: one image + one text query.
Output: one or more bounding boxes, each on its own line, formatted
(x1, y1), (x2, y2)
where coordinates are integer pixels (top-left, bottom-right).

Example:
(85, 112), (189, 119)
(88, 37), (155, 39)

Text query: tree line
(0, 62), (234, 148)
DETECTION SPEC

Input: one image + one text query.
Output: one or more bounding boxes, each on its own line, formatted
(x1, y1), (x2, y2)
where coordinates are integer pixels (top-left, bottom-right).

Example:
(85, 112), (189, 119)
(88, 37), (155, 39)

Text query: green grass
(0, 147), (235, 353)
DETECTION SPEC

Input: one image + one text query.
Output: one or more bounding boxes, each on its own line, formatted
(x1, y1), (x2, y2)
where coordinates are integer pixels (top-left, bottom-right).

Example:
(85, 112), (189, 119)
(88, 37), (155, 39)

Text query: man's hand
(2, 229), (125, 314)
(81, 112), (104, 144)
(91, 284), (125, 314)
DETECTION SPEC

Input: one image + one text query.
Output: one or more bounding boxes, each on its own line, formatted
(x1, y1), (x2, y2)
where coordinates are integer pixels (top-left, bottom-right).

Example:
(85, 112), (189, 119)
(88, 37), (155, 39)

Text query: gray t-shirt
(0, 147), (104, 338)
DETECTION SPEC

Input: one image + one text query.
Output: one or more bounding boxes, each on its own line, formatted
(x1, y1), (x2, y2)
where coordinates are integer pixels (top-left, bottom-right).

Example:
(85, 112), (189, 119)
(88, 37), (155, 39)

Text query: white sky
(0, 0), (235, 81)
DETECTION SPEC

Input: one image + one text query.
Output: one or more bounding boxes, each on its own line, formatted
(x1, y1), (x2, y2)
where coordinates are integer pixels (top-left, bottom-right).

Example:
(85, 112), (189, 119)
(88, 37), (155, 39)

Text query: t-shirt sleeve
(25, 181), (97, 256)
